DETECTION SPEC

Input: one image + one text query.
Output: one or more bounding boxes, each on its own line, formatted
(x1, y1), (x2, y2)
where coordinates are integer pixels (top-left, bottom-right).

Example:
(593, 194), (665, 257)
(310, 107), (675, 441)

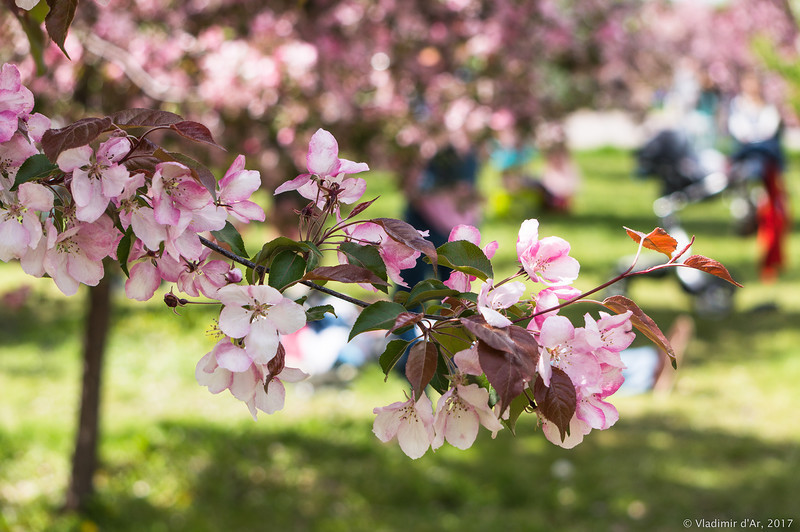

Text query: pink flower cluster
(196, 285), (308, 419)
(0, 63), (266, 301)
(373, 347), (503, 459)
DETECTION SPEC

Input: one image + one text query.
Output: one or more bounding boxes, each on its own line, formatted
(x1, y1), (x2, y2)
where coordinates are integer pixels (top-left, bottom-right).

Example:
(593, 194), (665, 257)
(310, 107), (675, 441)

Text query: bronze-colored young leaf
(303, 265), (389, 286)
(45, 0), (78, 59)
(533, 369), (576, 442)
(602, 294), (676, 366)
(41, 116), (113, 160)
(170, 121), (225, 150)
(624, 226), (678, 257)
(477, 340), (532, 416)
(405, 340), (438, 400)
(387, 312), (424, 336)
(372, 218), (438, 276)
(110, 108), (183, 127)
(683, 255), (743, 287)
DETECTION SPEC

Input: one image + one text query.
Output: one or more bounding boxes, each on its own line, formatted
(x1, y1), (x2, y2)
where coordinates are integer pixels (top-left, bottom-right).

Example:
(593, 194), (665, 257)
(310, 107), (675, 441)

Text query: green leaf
(116, 227), (134, 278)
(405, 279), (459, 310)
(435, 240), (494, 280)
(306, 304), (337, 322)
(267, 251), (307, 291)
(349, 301), (407, 341)
(504, 392), (535, 435)
(303, 241), (323, 272)
(338, 241), (388, 292)
(379, 339), (411, 378)
(211, 221), (248, 258)
(12, 154), (58, 190)
(254, 237), (312, 269)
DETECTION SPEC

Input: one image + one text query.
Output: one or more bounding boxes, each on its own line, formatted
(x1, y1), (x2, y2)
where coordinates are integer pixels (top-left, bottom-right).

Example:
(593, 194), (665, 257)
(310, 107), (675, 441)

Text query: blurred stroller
(609, 129), (738, 318)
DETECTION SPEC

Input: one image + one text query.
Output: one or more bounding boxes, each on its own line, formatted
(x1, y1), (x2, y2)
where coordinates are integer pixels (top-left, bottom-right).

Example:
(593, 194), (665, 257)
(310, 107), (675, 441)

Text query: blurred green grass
(2, 148), (800, 532)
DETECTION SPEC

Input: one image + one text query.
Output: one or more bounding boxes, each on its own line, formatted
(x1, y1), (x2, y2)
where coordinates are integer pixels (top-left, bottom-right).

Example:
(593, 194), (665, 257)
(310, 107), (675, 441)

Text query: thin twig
(199, 236), (448, 320)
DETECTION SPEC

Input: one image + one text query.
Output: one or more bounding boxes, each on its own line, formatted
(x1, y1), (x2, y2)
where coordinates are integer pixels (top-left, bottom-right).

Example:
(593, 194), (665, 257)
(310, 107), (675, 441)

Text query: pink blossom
(537, 315), (601, 392)
(0, 132), (39, 191)
(274, 128), (368, 208)
(125, 260), (161, 301)
(373, 393), (435, 459)
(216, 284), (306, 364)
(527, 285), (582, 333)
(477, 278), (525, 328)
(541, 414), (591, 449)
(432, 383), (504, 450)
(175, 248), (233, 298)
(197, 338), (309, 419)
(347, 222), (420, 287)
(43, 215), (121, 296)
(581, 311), (634, 367)
(0, 182), (53, 262)
(150, 161), (213, 228)
(57, 139), (133, 223)
(0, 64), (35, 143)
(217, 154), (265, 223)
(453, 344), (482, 376)
(516, 218), (580, 285)
(443, 224), (498, 292)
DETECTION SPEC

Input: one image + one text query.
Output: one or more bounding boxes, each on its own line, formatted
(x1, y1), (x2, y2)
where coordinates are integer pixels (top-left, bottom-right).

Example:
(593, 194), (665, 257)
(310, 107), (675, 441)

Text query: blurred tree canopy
(2, 0), (797, 184)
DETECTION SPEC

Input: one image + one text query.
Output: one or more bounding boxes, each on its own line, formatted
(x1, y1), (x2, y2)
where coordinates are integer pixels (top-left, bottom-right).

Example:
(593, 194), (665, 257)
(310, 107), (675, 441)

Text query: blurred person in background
(727, 71), (790, 281)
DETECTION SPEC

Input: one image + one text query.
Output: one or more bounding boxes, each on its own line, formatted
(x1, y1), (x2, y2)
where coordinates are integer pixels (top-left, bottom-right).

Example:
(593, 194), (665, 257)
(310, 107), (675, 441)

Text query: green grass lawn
(2, 148), (800, 532)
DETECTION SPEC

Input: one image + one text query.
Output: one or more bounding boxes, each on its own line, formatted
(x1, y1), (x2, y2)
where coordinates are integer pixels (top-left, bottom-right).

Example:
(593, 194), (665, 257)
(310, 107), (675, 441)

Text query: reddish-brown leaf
(170, 121), (225, 150)
(476, 335), (538, 415)
(303, 265), (389, 286)
(533, 369), (577, 442)
(111, 108), (183, 127)
(45, 0), (78, 58)
(602, 295), (675, 364)
(372, 218), (438, 275)
(344, 197), (379, 220)
(265, 344), (287, 393)
(405, 341), (439, 400)
(683, 255), (743, 287)
(41, 116), (113, 160)
(462, 315), (516, 352)
(624, 226), (678, 257)
(387, 312), (424, 336)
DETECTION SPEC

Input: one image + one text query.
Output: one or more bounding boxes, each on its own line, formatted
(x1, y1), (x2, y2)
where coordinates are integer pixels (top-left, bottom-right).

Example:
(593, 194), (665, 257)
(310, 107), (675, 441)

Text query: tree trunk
(64, 270), (113, 511)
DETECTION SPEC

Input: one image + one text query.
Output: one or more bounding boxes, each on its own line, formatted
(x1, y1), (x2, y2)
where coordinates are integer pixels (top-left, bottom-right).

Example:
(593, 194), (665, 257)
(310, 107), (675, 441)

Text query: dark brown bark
(64, 269), (113, 511)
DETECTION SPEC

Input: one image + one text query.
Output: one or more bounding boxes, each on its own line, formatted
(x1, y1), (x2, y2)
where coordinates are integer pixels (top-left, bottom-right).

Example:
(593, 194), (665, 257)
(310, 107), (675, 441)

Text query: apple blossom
(516, 218), (580, 285)
(347, 222), (421, 287)
(57, 139), (135, 223)
(0, 64), (34, 143)
(432, 383), (504, 451)
(216, 284), (306, 365)
(373, 393), (435, 459)
(274, 128), (368, 209)
(477, 278), (526, 328)
(0, 182), (52, 262)
(536, 315), (601, 392)
(217, 154), (266, 223)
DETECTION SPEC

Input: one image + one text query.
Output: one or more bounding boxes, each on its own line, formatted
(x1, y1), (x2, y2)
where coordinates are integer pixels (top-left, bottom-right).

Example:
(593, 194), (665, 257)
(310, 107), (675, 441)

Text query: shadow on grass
(53, 410), (798, 532)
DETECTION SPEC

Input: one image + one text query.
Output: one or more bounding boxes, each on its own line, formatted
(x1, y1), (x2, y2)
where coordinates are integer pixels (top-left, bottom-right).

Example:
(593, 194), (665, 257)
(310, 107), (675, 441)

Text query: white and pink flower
(216, 284), (306, 364)
(516, 218), (580, 285)
(373, 393), (436, 459)
(274, 128), (368, 209)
